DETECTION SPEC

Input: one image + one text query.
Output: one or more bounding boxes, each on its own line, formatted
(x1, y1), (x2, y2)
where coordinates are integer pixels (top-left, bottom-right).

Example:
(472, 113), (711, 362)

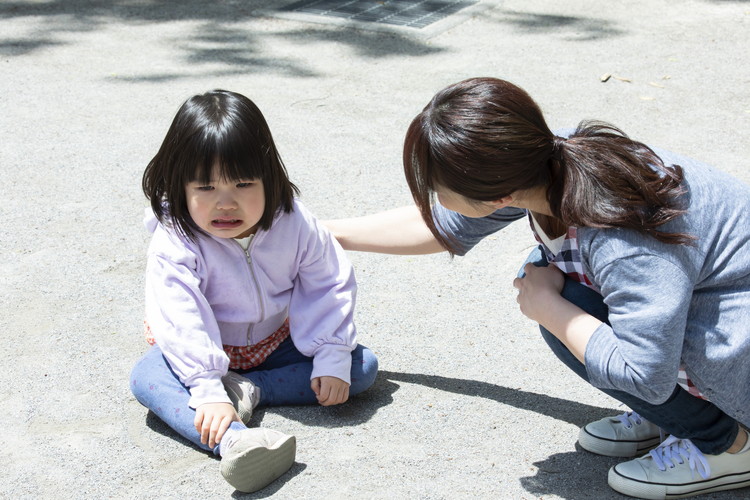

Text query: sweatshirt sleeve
(144, 226), (231, 409)
(583, 249), (693, 404)
(287, 211), (357, 384)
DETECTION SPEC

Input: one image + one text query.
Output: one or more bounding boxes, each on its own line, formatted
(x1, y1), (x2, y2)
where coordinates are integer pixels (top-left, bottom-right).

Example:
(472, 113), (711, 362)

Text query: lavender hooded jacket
(144, 199), (357, 409)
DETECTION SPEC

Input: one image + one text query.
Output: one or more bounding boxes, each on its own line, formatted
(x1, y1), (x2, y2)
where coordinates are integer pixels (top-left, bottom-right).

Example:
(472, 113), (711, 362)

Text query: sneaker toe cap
(611, 459), (650, 482)
(609, 460), (667, 500)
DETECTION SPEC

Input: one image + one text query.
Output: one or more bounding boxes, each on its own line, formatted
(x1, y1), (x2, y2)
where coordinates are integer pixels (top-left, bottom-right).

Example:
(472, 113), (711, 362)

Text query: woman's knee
(560, 279), (609, 323)
(517, 246), (547, 278)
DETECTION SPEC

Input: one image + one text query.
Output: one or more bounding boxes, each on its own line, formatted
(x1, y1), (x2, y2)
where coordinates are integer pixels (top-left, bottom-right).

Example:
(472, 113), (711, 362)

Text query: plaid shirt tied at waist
(144, 318), (291, 371)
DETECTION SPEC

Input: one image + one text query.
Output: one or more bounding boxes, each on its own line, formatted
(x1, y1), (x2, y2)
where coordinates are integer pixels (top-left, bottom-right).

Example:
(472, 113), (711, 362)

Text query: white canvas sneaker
(579, 411), (662, 457)
(608, 434), (750, 499)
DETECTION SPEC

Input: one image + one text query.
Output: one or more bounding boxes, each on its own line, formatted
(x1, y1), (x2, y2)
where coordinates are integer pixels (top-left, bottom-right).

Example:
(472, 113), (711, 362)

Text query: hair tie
(551, 136), (567, 161)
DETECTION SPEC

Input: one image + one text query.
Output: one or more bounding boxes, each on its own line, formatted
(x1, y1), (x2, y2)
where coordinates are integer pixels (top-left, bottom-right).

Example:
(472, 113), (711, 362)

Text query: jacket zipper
(240, 238), (264, 344)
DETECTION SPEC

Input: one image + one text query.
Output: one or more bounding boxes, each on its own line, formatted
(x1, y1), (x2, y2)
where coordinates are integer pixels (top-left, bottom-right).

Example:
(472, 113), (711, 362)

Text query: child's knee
(130, 356), (150, 403)
(129, 346), (165, 403)
(350, 345), (378, 395)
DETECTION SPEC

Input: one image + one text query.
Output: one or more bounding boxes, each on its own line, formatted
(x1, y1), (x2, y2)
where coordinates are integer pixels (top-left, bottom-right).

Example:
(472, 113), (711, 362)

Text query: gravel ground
(1, 1), (748, 499)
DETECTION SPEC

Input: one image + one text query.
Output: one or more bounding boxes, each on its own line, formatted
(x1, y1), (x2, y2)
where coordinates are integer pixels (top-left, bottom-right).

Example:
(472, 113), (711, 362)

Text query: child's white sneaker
(219, 428), (296, 493)
(608, 434), (750, 499)
(579, 411), (662, 457)
(222, 371), (260, 426)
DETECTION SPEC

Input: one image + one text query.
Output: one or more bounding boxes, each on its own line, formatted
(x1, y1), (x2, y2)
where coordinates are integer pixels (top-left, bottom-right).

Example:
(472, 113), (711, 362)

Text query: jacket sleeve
(144, 226), (231, 409)
(582, 240), (694, 404)
(287, 211), (357, 384)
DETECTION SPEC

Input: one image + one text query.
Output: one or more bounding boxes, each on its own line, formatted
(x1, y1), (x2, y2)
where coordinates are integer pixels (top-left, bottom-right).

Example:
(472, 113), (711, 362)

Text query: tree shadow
(487, 9), (625, 41)
(0, 1), (629, 82)
(0, 38), (63, 57)
(0, 0), (444, 81)
(0, 0), (264, 23)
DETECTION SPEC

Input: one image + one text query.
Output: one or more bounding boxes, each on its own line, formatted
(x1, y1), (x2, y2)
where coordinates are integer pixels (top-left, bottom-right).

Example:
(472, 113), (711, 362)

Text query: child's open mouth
(212, 219), (242, 229)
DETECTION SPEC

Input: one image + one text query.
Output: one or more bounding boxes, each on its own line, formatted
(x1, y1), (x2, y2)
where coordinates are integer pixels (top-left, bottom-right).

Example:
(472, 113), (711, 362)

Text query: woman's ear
(487, 195), (514, 210)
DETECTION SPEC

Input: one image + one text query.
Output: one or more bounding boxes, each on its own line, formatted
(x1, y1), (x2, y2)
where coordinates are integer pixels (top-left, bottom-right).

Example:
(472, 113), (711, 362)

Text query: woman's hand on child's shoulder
(311, 376), (350, 406)
(194, 402), (241, 448)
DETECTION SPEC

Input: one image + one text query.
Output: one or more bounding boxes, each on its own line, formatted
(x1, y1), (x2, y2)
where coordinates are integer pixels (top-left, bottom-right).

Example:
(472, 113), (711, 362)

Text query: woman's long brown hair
(403, 77), (692, 253)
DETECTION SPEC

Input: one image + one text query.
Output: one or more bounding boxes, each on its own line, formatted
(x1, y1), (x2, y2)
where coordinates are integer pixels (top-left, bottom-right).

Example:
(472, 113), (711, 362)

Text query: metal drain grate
(279, 0), (478, 28)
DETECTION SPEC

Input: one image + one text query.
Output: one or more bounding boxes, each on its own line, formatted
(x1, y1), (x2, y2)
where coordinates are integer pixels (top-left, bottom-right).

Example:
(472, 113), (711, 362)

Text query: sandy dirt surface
(1, 0), (748, 498)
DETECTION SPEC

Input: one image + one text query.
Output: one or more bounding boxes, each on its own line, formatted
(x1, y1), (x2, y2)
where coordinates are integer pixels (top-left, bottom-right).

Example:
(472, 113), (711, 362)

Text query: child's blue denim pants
(130, 337), (378, 454)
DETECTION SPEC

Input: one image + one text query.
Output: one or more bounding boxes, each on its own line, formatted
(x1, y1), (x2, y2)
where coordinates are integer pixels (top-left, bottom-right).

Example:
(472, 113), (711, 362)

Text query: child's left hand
(513, 263), (565, 323)
(311, 376), (350, 406)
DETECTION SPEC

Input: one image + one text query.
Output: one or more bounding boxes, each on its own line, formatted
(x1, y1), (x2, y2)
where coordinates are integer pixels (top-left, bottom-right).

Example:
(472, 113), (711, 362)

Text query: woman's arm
(322, 205), (446, 255)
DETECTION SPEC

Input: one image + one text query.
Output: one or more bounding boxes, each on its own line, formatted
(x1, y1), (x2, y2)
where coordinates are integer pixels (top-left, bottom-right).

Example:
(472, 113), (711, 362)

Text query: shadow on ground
(382, 370), (615, 427)
(520, 449), (625, 499)
(0, 0), (443, 80)
(0, 0), (637, 81)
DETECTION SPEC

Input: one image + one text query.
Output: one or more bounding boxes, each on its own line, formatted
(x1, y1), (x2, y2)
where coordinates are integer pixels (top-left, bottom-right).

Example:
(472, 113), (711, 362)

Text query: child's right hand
(194, 402), (241, 448)
(311, 376), (350, 406)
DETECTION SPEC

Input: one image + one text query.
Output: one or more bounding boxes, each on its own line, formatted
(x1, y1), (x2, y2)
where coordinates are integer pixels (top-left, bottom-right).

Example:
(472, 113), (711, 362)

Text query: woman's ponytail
(548, 121), (693, 245)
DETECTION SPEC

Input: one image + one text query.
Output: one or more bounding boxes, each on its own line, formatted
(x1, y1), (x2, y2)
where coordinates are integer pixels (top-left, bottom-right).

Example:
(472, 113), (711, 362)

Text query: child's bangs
(215, 152), (266, 182)
(188, 139), (266, 184)
(187, 150), (217, 185)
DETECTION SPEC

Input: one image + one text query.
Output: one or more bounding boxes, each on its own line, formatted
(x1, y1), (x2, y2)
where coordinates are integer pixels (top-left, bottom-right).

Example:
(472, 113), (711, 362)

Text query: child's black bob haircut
(142, 89), (299, 240)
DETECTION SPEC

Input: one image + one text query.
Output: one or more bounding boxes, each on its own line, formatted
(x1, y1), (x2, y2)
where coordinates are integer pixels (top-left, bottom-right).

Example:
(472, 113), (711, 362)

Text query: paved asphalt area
(1, 0), (748, 498)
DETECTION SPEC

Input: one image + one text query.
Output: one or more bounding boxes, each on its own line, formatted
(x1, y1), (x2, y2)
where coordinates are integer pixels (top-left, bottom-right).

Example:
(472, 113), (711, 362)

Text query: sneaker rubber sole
(608, 463), (750, 499)
(220, 432), (296, 493)
(579, 424), (661, 457)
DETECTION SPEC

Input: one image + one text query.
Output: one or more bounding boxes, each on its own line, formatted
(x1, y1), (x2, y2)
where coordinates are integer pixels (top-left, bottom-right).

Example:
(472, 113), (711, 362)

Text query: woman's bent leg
(521, 247), (739, 454)
(552, 278), (738, 454)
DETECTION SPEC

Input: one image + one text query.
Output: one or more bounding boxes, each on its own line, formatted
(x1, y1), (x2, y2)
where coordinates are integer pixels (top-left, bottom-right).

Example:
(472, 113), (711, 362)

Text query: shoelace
(616, 411), (643, 428)
(616, 410), (666, 442)
(649, 435), (711, 480)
